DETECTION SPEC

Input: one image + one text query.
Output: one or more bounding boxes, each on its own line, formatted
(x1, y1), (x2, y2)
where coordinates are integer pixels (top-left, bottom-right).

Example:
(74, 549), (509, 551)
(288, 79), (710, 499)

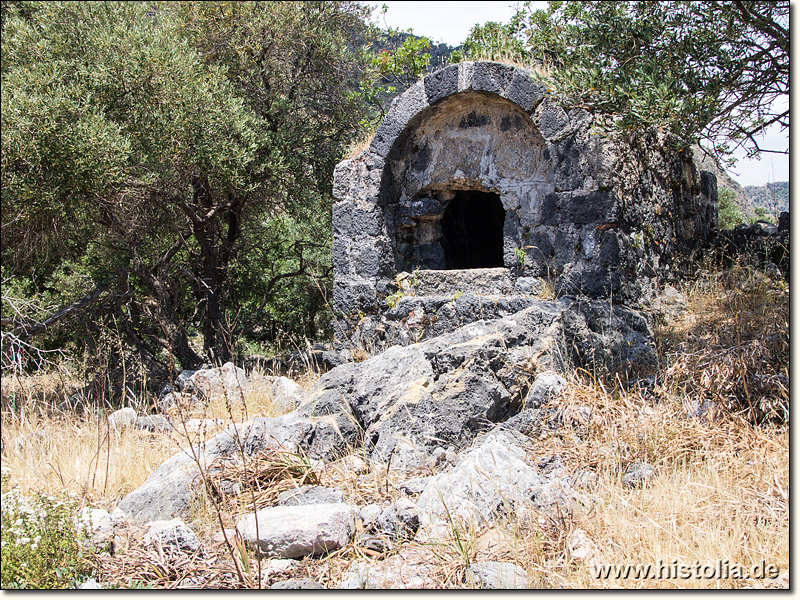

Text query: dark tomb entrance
(440, 190), (505, 269)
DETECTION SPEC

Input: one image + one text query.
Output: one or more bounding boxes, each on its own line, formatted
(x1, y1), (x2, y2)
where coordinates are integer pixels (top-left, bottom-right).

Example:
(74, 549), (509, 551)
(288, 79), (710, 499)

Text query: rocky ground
(1, 266), (789, 589)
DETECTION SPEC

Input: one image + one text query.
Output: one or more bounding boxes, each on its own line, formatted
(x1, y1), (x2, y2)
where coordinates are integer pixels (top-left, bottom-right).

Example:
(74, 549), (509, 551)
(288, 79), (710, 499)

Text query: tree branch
(14, 269), (128, 341)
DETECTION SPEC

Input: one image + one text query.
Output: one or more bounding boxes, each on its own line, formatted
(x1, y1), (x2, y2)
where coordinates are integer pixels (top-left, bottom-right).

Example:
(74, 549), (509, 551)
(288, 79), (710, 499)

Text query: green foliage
(461, 17), (528, 64)
(230, 212), (334, 350)
(1, 491), (91, 589)
(2, 1), (377, 374)
(385, 290), (403, 310)
(373, 33), (432, 90)
(717, 187), (745, 230)
(366, 9), (435, 116)
(514, 247), (526, 266)
(474, 1), (788, 164)
(750, 206), (773, 225)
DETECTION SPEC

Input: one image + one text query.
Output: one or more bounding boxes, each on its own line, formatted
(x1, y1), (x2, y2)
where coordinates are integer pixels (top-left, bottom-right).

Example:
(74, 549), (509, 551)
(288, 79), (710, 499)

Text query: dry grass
(518, 379), (788, 588)
(1, 264), (789, 589)
(0, 367), (300, 508)
(343, 130), (376, 160)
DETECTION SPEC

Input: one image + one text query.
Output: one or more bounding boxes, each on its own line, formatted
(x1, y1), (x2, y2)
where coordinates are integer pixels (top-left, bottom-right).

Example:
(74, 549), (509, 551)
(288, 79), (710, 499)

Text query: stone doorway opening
(441, 190), (505, 269)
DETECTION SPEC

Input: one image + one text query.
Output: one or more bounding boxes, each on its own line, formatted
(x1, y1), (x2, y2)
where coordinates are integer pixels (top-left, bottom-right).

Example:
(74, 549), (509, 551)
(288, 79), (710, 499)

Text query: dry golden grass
(516, 380), (788, 589)
(0, 367), (299, 509)
(343, 130), (376, 160)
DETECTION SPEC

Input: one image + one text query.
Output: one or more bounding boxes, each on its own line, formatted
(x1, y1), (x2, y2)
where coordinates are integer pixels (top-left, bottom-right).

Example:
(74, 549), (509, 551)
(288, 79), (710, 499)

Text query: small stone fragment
(622, 461), (655, 489)
(465, 561), (528, 589)
(144, 518), (200, 554)
(108, 407), (137, 429)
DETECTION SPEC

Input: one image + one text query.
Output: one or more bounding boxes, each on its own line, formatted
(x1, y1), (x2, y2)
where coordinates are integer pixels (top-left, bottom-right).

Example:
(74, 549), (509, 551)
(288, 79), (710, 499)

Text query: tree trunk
(130, 247), (204, 370)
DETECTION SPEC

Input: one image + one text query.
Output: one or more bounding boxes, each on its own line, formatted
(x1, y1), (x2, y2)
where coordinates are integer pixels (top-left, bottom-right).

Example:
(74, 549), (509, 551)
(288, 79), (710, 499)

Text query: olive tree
(2, 1), (374, 375)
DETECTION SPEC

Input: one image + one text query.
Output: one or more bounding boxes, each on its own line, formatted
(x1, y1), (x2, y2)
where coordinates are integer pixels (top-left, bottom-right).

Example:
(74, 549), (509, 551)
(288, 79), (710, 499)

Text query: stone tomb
(332, 61), (717, 350)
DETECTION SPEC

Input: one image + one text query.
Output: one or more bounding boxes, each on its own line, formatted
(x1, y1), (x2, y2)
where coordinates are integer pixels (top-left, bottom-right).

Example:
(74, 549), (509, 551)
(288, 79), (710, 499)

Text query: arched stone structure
(332, 61), (717, 350)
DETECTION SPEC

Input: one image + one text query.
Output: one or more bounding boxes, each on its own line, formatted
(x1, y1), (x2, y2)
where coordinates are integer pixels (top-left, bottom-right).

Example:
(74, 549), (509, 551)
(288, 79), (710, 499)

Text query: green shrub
(717, 187), (744, 229)
(1, 491), (92, 589)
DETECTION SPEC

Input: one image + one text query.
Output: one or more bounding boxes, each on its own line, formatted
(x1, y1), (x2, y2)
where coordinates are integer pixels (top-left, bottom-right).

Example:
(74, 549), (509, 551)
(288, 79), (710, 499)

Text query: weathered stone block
(471, 61), (515, 95)
(333, 279), (377, 313)
(424, 63), (459, 105)
(399, 197), (442, 220)
(331, 238), (351, 276)
(332, 159), (354, 202)
(332, 203), (383, 237)
(503, 68), (546, 113)
(548, 136), (585, 191)
(541, 191), (618, 225)
(457, 60), (474, 91)
(536, 102), (570, 139)
(236, 503), (356, 559)
(370, 82), (429, 158)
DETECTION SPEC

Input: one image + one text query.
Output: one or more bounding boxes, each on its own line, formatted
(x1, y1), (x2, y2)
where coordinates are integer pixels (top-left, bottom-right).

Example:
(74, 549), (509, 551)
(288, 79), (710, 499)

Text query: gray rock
(108, 407), (137, 429)
(359, 504), (383, 531)
(561, 299), (657, 372)
(158, 391), (199, 413)
(78, 578), (103, 589)
(176, 369), (197, 391)
(465, 561), (528, 589)
(339, 552), (436, 589)
(567, 528), (598, 564)
(571, 469), (600, 491)
(503, 68), (546, 112)
(270, 377), (307, 414)
(57, 393), (86, 415)
(76, 508), (114, 551)
(370, 82), (429, 158)
(502, 408), (560, 437)
(778, 211), (789, 232)
(514, 276), (547, 295)
(135, 414), (173, 432)
(400, 476), (438, 496)
(622, 461), (655, 489)
(190, 362), (248, 403)
(471, 61), (515, 95)
(416, 429), (580, 531)
(116, 412), (318, 525)
(355, 531), (392, 554)
(424, 63), (458, 104)
(259, 558), (298, 578)
(306, 302), (567, 463)
(144, 518), (200, 554)
(526, 372), (567, 408)
(269, 578), (325, 590)
(236, 503), (356, 559)
(277, 485), (344, 507)
(375, 498), (420, 541)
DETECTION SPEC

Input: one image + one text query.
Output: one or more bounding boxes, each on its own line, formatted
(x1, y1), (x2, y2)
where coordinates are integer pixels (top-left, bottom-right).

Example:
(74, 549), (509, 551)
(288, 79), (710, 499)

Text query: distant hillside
(692, 146), (789, 222)
(692, 146), (755, 221)
(745, 181), (789, 216)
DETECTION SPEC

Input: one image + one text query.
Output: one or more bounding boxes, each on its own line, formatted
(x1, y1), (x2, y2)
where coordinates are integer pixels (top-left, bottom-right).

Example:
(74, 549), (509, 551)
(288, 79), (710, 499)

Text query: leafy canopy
(462, 1), (788, 163)
(2, 1), (376, 374)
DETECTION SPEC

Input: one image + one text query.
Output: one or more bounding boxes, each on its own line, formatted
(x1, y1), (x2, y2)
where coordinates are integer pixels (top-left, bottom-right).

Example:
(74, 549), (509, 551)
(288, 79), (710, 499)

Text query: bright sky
(371, 1), (789, 187)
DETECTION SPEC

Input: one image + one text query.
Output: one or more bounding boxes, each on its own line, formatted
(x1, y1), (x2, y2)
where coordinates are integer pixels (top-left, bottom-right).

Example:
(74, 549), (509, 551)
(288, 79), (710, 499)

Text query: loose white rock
(466, 561), (528, 589)
(144, 518), (200, 554)
(191, 362), (248, 402)
(108, 407), (137, 429)
(271, 377), (308, 414)
(567, 528), (598, 564)
(77, 508), (114, 550)
(236, 502), (356, 559)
